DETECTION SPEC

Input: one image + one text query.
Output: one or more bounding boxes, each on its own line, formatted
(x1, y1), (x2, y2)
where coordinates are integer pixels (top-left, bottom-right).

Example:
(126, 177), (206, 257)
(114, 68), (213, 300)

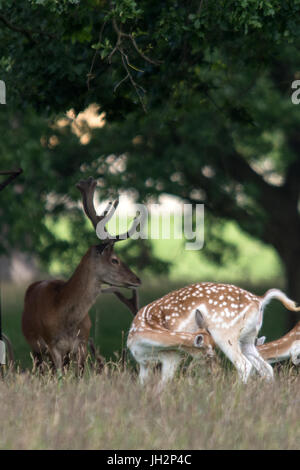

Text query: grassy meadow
(0, 361), (299, 450)
(0, 220), (299, 450)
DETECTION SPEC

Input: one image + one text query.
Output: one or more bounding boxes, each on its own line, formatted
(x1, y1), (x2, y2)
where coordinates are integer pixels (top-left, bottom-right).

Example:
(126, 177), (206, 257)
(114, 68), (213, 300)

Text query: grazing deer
(257, 321), (300, 366)
(22, 177), (141, 375)
(127, 283), (300, 385)
(127, 295), (215, 387)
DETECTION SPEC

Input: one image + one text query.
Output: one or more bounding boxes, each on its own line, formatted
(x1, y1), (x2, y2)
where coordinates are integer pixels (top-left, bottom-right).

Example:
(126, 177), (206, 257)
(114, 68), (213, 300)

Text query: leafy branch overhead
(88, 3), (163, 112)
(1, 1), (300, 312)
(2, 0), (299, 115)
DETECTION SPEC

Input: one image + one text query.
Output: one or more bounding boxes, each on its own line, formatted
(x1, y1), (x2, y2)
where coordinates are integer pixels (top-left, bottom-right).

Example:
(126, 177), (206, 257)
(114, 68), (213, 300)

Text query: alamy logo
(96, 203), (205, 251)
(0, 80), (6, 104)
(291, 80), (300, 104)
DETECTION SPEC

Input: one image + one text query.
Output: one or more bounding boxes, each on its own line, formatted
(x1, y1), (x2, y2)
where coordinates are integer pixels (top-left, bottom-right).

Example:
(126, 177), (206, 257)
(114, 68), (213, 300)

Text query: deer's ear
(256, 336), (266, 346)
(95, 242), (113, 256)
(95, 243), (107, 255)
(194, 334), (204, 348)
(195, 309), (208, 330)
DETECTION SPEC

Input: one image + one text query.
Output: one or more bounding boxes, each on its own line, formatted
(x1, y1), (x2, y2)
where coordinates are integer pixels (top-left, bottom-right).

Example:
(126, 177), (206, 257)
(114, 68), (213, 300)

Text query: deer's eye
(111, 258), (119, 265)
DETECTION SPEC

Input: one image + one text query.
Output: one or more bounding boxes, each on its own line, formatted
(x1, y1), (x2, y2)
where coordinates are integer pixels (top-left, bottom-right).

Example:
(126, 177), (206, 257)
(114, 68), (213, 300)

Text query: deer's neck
(60, 250), (100, 325)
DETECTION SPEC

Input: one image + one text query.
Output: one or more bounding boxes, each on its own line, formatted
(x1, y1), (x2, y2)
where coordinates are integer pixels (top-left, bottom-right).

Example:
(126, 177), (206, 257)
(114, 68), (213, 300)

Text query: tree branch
(88, 16), (162, 111)
(87, 20), (107, 90)
(111, 18), (162, 66)
(120, 51), (147, 112)
(0, 13), (55, 44)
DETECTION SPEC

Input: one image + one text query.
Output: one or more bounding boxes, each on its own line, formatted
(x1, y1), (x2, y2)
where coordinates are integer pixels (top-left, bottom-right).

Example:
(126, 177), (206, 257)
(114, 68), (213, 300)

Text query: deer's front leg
(76, 342), (88, 377)
(158, 351), (181, 387)
(139, 362), (151, 385)
(49, 346), (63, 379)
(217, 340), (253, 383)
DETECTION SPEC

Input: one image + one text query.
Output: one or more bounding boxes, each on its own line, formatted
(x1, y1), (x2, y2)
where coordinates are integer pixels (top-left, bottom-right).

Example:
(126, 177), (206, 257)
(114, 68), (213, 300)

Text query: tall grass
(0, 362), (299, 450)
(1, 279), (299, 450)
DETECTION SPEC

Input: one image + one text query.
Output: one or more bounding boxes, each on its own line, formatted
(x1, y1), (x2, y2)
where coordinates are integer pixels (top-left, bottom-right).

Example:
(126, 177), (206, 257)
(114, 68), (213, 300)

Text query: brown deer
(257, 321), (300, 366)
(127, 283), (300, 385)
(22, 177), (141, 375)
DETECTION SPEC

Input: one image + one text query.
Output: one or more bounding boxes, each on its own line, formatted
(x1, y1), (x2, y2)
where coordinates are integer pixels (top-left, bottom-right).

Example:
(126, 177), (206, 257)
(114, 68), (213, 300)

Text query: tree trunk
(281, 250), (300, 329)
(263, 207), (300, 330)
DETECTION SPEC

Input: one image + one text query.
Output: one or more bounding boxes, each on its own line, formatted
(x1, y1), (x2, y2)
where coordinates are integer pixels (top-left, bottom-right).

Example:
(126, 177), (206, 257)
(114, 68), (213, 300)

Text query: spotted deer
(127, 283), (300, 385)
(257, 321), (300, 366)
(22, 177), (141, 375)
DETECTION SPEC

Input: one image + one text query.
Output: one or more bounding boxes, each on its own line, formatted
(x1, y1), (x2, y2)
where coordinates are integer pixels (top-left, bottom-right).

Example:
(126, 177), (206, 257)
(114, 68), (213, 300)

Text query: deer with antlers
(22, 177), (141, 375)
(127, 283), (300, 386)
(257, 321), (300, 366)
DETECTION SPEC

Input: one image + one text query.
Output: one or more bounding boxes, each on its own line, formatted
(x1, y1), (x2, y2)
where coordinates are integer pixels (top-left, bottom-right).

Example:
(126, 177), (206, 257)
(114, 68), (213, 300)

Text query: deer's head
(91, 242), (141, 288)
(195, 308), (216, 357)
(77, 177), (141, 289)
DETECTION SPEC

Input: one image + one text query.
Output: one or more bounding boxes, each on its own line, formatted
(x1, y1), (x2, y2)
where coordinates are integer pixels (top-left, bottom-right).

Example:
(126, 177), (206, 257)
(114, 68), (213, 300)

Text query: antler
(76, 177), (118, 231)
(76, 176), (142, 242)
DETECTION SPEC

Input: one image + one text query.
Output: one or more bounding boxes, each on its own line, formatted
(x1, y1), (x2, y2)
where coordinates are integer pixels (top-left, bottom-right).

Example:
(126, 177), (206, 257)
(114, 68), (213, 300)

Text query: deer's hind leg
(239, 314), (274, 381)
(49, 345), (64, 379)
(241, 342), (274, 381)
(74, 315), (92, 376)
(138, 362), (151, 385)
(32, 351), (44, 374)
(128, 335), (181, 386)
(215, 336), (253, 383)
(129, 337), (160, 385)
(75, 341), (88, 377)
(158, 351), (182, 386)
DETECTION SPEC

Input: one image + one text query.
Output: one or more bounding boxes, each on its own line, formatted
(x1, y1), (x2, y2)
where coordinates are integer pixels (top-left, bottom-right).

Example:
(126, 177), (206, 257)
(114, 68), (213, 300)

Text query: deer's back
(133, 282), (261, 333)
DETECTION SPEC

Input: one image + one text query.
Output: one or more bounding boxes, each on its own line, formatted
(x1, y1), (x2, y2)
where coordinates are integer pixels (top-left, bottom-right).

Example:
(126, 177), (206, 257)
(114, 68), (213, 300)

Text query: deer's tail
(262, 289), (300, 312)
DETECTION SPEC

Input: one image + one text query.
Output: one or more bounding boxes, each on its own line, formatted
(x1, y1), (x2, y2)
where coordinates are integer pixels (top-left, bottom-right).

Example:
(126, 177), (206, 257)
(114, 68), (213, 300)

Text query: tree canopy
(1, 1), (300, 322)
